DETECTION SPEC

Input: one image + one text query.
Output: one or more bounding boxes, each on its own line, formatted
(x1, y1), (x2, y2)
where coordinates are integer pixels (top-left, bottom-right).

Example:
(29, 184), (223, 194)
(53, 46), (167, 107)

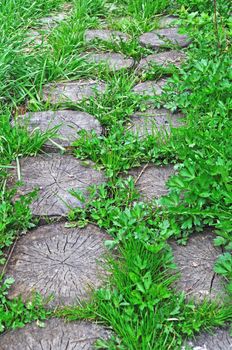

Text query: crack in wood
(5, 223), (110, 306)
(11, 154), (105, 217)
(0, 319), (110, 349)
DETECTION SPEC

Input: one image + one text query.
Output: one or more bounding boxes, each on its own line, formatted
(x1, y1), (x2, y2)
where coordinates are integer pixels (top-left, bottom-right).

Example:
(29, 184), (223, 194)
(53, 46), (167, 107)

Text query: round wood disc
(132, 79), (168, 96)
(170, 232), (225, 299)
(137, 50), (186, 70)
(128, 164), (174, 200)
(0, 319), (110, 349)
(129, 108), (184, 137)
(11, 154), (105, 218)
(83, 52), (134, 71)
(159, 16), (178, 28)
(26, 29), (44, 45)
(42, 79), (106, 104)
(14, 110), (102, 148)
(139, 28), (190, 49)
(5, 223), (109, 306)
(85, 29), (130, 43)
(38, 12), (67, 27)
(185, 328), (231, 350)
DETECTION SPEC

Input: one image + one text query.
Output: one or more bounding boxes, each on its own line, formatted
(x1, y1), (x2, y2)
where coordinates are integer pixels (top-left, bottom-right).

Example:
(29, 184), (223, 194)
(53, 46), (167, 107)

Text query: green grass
(57, 237), (231, 349)
(0, 0), (231, 346)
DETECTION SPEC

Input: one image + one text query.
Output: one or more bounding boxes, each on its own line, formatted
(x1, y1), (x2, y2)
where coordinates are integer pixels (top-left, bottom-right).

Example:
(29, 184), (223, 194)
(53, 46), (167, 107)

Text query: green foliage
(214, 253), (232, 296)
(0, 185), (37, 265)
(68, 178), (169, 246)
(0, 277), (50, 333)
(66, 1), (232, 348)
(151, 13), (232, 246)
(0, 0), (231, 346)
(176, 0), (231, 16)
(58, 238), (232, 349)
(126, 0), (170, 19)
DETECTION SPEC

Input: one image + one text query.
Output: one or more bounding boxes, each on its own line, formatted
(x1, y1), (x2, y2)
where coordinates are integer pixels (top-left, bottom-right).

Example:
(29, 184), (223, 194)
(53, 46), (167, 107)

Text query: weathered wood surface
(83, 52), (134, 71)
(139, 28), (190, 49)
(159, 15), (179, 28)
(132, 78), (168, 96)
(137, 50), (186, 70)
(0, 319), (110, 349)
(129, 108), (184, 137)
(128, 164), (174, 200)
(171, 232), (225, 299)
(42, 80), (106, 104)
(85, 29), (130, 43)
(11, 154), (105, 217)
(14, 110), (102, 148)
(185, 328), (232, 350)
(4, 223), (109, 306)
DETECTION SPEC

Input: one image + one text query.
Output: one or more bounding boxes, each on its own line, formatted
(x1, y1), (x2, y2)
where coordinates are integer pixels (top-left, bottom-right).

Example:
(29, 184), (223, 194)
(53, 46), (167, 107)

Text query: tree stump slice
(26, 30), (44, 45)
(4, 223), (109, 306)
(128, 164), (174, 200)
(128, 108), (184, 137)
(11, 154), (105, 218)
(159, 16), (179, 28)
(0, 319), (110, 349)
(185, 328), (232, 350)
(132, 79), (168, 96)
(42, 80), (106, 104)
(14, 110), (102, 148)
(137, 50), (186, 70)
(85, 29), (130, 43)
(170, 232), (225, 299)
(83, 52), (134, 71)
(38, 12), (67, 27)
(139, 28), (190, 49)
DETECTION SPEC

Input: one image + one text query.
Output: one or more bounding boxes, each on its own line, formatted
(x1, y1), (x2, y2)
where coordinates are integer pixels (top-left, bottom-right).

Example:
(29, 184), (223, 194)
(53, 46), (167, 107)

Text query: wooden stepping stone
(11, 154), (105, 218)
(128, 108), (184, 137)
(15, 110), (102, 148)
(0, 318), (110, 349)
(26, 29), (44, 45)
(85, 29), (130, 43)
(159, 15), (178, 28)
(42, 80), (106, 104)
(170, 232), (225, 299)
(38, 12), (67, 27)
(184, 328), (232, 350)
(4, 223), (109, 306)
(83, 52), (134, 71)
(139, 28), (190, 49)
(132, 78), (168, 96)
(129, 164), (174, 200)
(137, 50), (186, 70)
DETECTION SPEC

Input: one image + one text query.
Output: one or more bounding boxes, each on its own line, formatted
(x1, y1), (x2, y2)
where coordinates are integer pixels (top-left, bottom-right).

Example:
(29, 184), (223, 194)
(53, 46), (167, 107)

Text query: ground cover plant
(0, 0), (73, 333)
(0, 0), (231, 348)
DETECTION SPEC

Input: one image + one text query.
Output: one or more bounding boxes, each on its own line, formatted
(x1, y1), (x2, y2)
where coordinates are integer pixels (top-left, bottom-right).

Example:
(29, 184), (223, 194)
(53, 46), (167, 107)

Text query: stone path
(3, 7), (231, 350)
